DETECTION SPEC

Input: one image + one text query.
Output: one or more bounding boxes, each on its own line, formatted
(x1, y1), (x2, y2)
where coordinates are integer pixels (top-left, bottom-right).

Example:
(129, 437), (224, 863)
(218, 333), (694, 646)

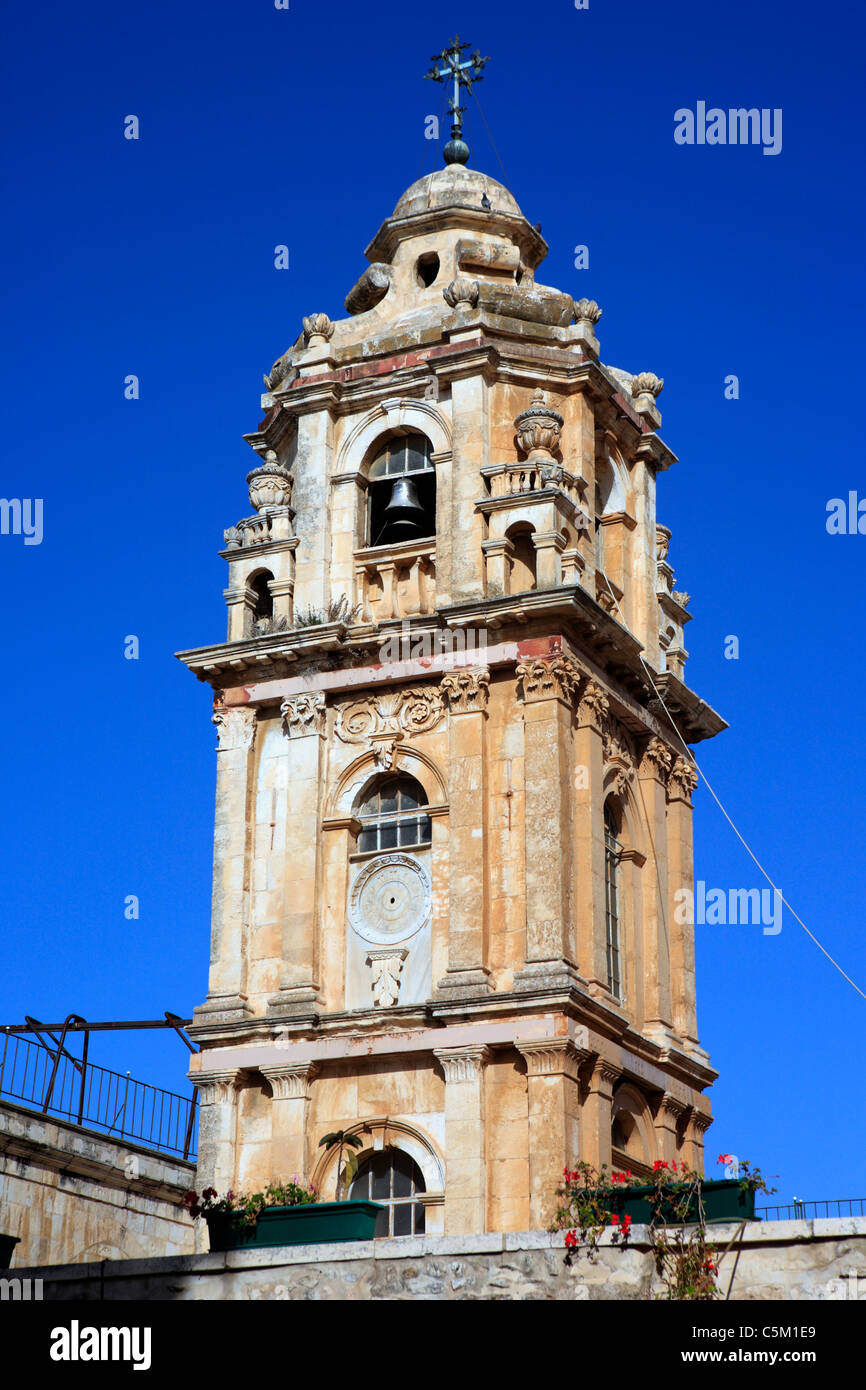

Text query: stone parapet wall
(16, 1220), (866, 1301)
(0, 1101), (196, 1266)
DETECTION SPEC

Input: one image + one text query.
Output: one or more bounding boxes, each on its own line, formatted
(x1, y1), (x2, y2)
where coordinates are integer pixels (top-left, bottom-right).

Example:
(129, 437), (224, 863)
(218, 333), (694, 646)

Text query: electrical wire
(468, 85), (513, 194)
(598, 571), (866, 1002)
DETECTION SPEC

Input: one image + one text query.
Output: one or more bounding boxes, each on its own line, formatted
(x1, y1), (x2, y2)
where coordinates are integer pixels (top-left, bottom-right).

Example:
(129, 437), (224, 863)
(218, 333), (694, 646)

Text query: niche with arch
(506, 522), (537, 594)
(610, 1084), (655, 1176)
(249, 570), (275, 636)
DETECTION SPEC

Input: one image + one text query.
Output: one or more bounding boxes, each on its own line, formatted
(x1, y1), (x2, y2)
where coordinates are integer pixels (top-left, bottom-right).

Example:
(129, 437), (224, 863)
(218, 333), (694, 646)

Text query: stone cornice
(364, 206), (547, 268)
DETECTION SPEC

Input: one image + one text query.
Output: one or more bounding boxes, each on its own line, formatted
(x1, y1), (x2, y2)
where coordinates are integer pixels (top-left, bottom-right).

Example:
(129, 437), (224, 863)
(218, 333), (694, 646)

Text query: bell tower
(178, 41), (726, 1235)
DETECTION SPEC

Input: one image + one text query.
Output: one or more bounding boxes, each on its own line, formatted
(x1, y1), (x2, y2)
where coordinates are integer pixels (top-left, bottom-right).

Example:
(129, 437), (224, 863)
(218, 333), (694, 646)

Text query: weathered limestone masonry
(177, 159), (727, 1236)
(0, 1101), (195, 1266)
(17, 1221), (866, 1301)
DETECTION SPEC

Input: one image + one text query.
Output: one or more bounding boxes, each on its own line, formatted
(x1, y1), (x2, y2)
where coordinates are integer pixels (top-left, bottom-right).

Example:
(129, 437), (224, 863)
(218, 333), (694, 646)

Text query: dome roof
(393, 165), (522, 219)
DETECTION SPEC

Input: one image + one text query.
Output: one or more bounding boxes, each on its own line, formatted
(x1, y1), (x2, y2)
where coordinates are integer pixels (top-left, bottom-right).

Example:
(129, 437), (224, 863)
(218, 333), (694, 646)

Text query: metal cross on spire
(424, 35), (489, 166)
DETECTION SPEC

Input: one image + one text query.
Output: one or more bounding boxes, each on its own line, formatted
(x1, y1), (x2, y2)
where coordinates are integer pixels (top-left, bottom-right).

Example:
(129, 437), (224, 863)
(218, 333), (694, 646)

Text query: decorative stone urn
(246, 449), (294, 512)
(631, 372), (664, 411)
(301, 313), (334, 347)
(573, 297), (603, 333)
(656, 524), (671, 562)
(514, 389), (564, 462)
(443, 277), (480, 310)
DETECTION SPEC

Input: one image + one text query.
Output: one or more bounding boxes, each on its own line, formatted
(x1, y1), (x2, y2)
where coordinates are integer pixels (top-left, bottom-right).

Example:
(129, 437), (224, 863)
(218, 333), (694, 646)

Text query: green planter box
(0, 1235), (19, 1269)
(605, 1178), (756, 1225)
(206, 1201), (384, 1252)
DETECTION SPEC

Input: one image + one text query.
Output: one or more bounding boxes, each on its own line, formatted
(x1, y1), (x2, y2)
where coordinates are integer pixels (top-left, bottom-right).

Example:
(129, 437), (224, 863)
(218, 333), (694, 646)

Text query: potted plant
(551, 1154), (775, 1300)
(186, 1158), (382, 1252)
(318, 1129), (364, 1200)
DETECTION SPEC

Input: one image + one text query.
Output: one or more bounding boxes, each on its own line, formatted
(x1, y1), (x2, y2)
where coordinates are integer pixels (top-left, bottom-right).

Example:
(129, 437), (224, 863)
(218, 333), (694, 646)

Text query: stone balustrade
(354, 540), (437, 622)
(223, 506), (295, 552)
(481, 462), (584, 507)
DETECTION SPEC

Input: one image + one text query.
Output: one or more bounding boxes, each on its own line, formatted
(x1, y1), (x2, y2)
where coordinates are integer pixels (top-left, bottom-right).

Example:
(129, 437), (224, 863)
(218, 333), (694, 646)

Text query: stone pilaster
(436, 670), (493, 996)
(267, 693), (327, 1017)
(654, 1091), (687, 1164)
(532, 529), (566, 590)
(481, 536), (513, 598)
(194, 1069), (242, 1193)
(290, 397), (336, 615)
(684, 1106), (713, 1173)
(667, 754), (700, 1042)
(434, 1045), (490, 1234)
(637, 737), (674, 1031)
(573, 680), (609, 989)
(513, 657), (581, 991)
(516, 1039), (585, 1229)
(197, 708), (257, 1022)
(261, 1062), (319, 1185)
(449, 373), (488, 602)
(579, 1057), (622, 1171)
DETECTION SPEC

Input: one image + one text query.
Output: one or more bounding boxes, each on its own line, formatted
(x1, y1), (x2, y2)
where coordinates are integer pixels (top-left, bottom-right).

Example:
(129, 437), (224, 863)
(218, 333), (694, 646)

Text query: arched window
(348, 1149), (426, 1237)
(507, 524), (537, 594)
(604, 802), (622, 999)
(357, 775), (431, 854)
(250, 571), (274, 635)
(367, 434), (436, 547)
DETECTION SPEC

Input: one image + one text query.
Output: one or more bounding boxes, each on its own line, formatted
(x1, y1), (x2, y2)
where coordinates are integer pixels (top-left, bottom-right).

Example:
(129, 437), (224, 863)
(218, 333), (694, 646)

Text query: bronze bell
(382, 475), (425, 535)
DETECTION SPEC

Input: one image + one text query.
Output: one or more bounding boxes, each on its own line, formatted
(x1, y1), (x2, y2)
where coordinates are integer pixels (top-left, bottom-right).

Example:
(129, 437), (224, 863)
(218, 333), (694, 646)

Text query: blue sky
(1, 0), (863, 1205)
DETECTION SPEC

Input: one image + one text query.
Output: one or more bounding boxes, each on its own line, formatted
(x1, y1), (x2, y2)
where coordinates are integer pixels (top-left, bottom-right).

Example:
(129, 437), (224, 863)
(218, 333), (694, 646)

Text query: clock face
(349, 853), (431, 945)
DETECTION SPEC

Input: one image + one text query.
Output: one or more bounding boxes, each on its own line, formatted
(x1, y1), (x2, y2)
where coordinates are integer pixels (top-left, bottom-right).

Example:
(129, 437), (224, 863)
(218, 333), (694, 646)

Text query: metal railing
(757, 1197), (866, 1222)
(0, 1030), (197, 1161)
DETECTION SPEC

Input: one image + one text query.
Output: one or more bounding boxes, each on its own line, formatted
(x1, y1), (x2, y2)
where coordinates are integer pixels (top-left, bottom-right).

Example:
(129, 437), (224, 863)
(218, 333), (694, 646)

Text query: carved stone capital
(590, 1057), (623, 1091)
(261, 1062), (319, 1102)
(281, 691), (326, 738)
(517, 655), (580, 706)
(212, 707), (257, 753)
(656, 524), (671, 561)
(658, 1091), (688, 1121)
(442, 276), (479, 310)
(576, 679), (609, 731)
(301, 313), (334, 346)
(668, 754), (699, 803)
(603, 716), (636, 798)
(639, 736), (674, 783)
(433, 1045), (490, 1084)
(440, 667), (490, 714)
(195, 1070), (242, 1106)
(516, 1038), (588, 1081)
(690, 1109), (713, 1136)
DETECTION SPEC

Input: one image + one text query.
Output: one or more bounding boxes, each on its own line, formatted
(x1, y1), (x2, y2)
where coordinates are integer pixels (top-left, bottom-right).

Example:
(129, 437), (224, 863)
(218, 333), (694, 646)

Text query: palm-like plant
(318, 1130), (364, 1201)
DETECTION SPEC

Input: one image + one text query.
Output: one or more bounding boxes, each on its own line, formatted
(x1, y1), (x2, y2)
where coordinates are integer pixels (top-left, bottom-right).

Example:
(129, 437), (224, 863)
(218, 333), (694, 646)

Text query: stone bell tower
(178, 41), (726, 1236)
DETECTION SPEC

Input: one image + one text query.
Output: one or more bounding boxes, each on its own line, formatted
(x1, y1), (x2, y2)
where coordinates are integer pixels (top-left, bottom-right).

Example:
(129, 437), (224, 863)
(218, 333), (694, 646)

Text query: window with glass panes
(356, 776), (431, 854)
(348, 1150), (426, 1237)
